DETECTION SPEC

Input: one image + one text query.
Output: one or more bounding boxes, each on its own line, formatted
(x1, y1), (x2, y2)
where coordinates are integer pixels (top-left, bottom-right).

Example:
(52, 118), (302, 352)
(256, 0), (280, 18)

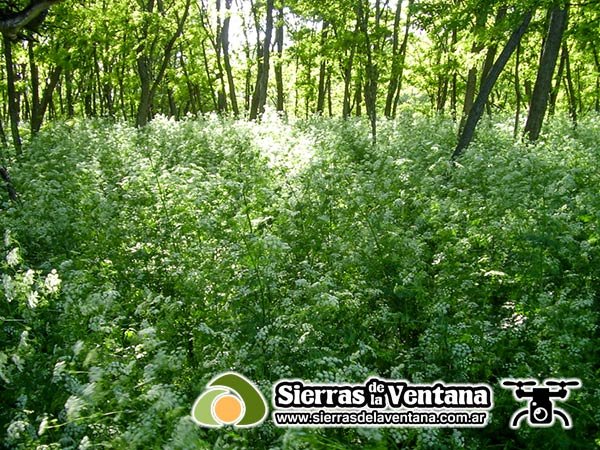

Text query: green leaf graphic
(191, 387), (228, 427)
(209, 373), (268, 426)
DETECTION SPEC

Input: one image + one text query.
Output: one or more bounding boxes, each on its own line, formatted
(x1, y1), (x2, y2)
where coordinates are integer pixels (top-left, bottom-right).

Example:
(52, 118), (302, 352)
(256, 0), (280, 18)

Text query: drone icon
(501, 379), (581, 429)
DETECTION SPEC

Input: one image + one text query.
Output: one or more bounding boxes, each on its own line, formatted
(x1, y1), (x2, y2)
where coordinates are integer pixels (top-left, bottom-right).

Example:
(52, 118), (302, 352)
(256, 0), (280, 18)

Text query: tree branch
(0, 0), (63, 38)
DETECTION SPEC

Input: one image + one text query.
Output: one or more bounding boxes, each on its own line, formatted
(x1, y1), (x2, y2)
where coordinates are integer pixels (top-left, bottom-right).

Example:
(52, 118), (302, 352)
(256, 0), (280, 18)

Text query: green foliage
(1, 114), (599, 448)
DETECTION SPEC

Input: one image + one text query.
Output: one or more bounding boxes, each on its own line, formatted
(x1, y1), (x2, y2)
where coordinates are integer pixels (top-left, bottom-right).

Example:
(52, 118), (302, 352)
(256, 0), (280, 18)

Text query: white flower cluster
(44, 269), (61, 294)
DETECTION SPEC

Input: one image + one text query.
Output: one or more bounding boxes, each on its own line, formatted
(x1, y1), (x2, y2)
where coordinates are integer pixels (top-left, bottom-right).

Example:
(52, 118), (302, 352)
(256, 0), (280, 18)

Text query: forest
(0, 0), (599, 448)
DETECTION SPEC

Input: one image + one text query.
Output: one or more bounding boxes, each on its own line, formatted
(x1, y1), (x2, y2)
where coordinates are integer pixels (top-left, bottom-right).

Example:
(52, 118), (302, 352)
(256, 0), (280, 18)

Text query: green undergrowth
(1, 113), (599, 449)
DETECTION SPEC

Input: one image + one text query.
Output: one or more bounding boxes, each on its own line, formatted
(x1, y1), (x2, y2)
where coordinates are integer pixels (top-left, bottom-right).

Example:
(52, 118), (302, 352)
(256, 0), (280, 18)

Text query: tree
(523, 4), (569, 141)
(0, 0), (62, 39)
(250, 0), (275, 120)
(316, 20), (329, 114)
(135, 0), (192, 127)
(453, 9), (533, 160)
(220, 0), (239, 115)
(357, 0), (381, 144)
(0, 0), (64, 153)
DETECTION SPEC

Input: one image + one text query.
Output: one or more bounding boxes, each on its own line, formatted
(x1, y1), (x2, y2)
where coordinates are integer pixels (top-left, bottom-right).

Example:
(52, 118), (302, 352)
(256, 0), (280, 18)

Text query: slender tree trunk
(392, 0), (413, 117)
(0, 119), (6, 147)
(592, 46), (600, 112)
(93, 45), (104, 115)
(435, 43), (448, 113)
(65, 70), (74, 118)
(136, 53), (152, 126)
(436, 77), (448, 113)
(514, 41), (522, 138)
(294, 54), (299, 117)
(385, 0), (403, 118)
(327, 72), (333, 117)
(3, 36), (21, 156)
(28, 42), (40, 134)
(342, 19), (359, 118)
(563, 43), (577, 126)
(450, 29), (458, 119)
(214, 0), (228, 112)
(453, 10), (533, 160)
(221, 0), (239, 115)
(31, 67), (61, 133)
(0, 166), (18, 202)
(549, 43), (566, 116)
(201, 40), (218, 110)
(274, 1), (285, 113)
(316, 21), (329, 114)
(250, 0), (274, 119)
(167, 87), (178, 118)
(481, 7), (507, 83)
(523, 5), (568, 141)
(460, 10), (488, 129)
(358, 0), (379, 144)
(355, 71), (362, 117)
(136, 0), (191, 127)
(240, 0), (254, 113)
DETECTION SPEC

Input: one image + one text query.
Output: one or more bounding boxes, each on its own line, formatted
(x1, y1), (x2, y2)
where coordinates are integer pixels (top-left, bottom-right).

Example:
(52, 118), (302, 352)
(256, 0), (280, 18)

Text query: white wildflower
(6, 248), (19, 267)
(38, 415), (49, 436)
(2, 274), (15, 303)
(3, 230), (10, 247)
(23, 269), (35, 287)
(78, 436), (91, 450)
(65, 395), (85, 420)
(72, 340), (84, 356)
(6, 420), (29, 442)
(44, 269), (61, 294)
(27, 291), (40, 309)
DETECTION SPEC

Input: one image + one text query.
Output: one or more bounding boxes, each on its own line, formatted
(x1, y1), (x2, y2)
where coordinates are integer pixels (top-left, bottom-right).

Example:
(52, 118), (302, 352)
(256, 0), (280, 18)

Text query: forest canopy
(0, 0), (597, 137)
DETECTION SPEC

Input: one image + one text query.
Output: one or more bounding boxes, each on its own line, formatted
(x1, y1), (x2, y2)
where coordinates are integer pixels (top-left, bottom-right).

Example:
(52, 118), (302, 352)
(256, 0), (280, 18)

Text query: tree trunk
(358, 0), (379, 144)
(435, 42), (448, 113)
(548, 43), (566, 116)
(250, 0), (274, 119)
(0, 119), (7, 147)
(0, 166), (18, 202)
(384, 0), (403, 118)
(593, 46), (600, 112)
(31, 66), (61, 133)
(0, 0), (63, 38)
(514, 41), (522, 138)
(563, 43), (577, 126)
(201, 39), (218, 110)
(453, 10), (533, 160)
(392, 0), (413, 117)
(65, 70), (74, 118)
(316, 21), (329, 114)
(240, 0), (254, 112)
(28, 42), (40, 133)
(342, 19), (359, 118)
(479, 7), (507, 116)
(274, 1), (285, 113)
(460, 10), (488, 129)
(523, 5), (568, 141)
(136, 52), (152, 126)
(214, 0), (228, 113)
(327, 72), (333, 117)
(222, 0), (239, 116)
(3, 36), (21, 156)
(355, 71), (362, 117)
(136, 0), (191, 127)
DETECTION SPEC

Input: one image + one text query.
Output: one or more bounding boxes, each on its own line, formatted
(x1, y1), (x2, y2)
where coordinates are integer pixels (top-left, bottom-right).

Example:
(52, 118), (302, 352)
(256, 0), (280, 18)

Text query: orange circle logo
(213, 394), (243, 424)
